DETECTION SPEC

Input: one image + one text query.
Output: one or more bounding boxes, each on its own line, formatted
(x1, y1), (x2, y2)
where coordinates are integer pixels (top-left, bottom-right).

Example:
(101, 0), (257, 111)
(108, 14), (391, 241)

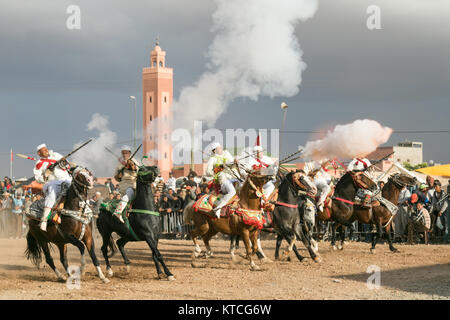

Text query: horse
(25, 166), (109, 283)
(97, 165), (175, 281)
(183, 172), (273, 271)
(271, 171), (322, 262)
(364, 173), (416, 253)
(317, 172), (416, 252)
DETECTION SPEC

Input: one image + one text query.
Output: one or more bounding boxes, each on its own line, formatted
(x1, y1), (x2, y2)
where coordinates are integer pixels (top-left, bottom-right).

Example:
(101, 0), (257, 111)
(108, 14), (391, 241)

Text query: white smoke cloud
(71, 113), (119, 177)
(303, 119), (393, 160)
(173, 0), (319, 128)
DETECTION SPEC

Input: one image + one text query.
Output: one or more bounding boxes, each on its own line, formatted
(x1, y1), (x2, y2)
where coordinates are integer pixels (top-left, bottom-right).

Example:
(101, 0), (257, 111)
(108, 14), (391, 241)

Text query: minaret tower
(142, 39), (173, 180)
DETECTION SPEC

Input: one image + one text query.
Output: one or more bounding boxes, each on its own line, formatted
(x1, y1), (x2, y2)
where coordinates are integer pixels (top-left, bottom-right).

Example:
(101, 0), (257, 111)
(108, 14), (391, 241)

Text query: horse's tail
(183, 201), (195, 225)
(107, 235), (117, 258)
(25, 230), (42, 267)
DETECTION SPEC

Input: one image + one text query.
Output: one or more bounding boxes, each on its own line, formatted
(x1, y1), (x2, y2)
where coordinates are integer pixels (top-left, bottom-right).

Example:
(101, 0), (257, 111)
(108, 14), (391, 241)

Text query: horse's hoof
(158, 273), (164, 279)
(167, 275), (176, 281)
(106, 268), (114, 277)
(313, 256), (322, 263)
(125, 265), (131, 273)
(57, 275), (67, 282)
(331, 245), (337, 251)
(102, 277), (110, 284)
(370, 248), (376, 254)
(391, 248), (399, 253)
(193, 251), (201, 258)
(260, 257), (273, 264)
(250, 265), (260, 271)
(337, 245), (343, 251)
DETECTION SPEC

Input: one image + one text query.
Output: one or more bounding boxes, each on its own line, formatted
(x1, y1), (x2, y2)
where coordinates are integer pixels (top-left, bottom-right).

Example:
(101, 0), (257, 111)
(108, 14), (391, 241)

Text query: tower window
(164, 96), (167, 103)
(149, 96), (152, 103)
(150, 115), (152, 122)
(164, 152), (167, 159)
(159, 61), (163, 67)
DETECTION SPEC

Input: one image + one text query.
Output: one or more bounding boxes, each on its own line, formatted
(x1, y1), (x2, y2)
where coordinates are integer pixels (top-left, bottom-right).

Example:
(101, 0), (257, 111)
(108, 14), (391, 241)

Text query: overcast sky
(1, 0), (449, 178)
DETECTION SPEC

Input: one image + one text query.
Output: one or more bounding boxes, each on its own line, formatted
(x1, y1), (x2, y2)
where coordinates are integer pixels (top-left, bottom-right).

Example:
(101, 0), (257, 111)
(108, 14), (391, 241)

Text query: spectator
(105, 178), (115, 194)
(394, 185), (411, 242)
(166, 172), (176, 193)
(1, 192), (12, 237)
(88, 192), (103, 238)
(11, 193), (24, 239)
(430, 180), (448, 241)
(171, 193), (183, 238)
(159, 195), (173, 233)
(408, 198), (431, 244)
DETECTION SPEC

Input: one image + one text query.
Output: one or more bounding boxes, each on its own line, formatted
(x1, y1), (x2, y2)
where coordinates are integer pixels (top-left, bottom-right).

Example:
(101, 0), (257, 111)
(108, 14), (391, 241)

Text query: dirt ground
(0, 236), (448, 300)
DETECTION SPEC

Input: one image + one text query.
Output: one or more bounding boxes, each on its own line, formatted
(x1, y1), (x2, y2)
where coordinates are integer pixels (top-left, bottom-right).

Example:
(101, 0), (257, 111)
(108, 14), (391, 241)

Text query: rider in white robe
(304, 160), (332, 212)
(206, 143), (238, 219)
(33, 144), (73, 231)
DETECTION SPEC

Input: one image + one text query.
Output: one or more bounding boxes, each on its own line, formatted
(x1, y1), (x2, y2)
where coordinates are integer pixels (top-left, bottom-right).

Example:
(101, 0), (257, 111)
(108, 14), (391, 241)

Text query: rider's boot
(40, 207), (51, 231)
(113, 200), (126, 224)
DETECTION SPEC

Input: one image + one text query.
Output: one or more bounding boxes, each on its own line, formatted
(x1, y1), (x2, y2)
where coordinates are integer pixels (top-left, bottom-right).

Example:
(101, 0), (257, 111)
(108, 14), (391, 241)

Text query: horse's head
(72, 166), (94, 190)
(292, 171), (317, 196)
(137, 165), (159, 184)
(389, 173), (417, 189)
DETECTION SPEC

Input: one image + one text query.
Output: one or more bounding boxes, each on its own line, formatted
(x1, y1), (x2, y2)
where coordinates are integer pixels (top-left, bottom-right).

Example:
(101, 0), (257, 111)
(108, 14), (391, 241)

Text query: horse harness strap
(275, 201), (298, 209)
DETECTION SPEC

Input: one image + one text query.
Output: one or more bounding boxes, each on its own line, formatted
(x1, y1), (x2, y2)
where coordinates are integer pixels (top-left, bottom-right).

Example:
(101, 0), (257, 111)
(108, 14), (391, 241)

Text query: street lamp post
(129, 96), (137, 150)
(280, 102), (288, 160)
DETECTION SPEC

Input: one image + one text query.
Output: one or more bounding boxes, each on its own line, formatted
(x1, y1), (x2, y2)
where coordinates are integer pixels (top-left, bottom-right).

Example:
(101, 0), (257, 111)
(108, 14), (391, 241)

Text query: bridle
(389, 173), (416, 189)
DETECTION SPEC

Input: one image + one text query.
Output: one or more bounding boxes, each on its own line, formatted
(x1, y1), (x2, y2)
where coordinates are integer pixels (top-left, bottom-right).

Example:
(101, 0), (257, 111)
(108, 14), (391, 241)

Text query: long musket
(104, 146), (122, 162)
(45, 138), (93, 176)
(16, 153), (36, 161)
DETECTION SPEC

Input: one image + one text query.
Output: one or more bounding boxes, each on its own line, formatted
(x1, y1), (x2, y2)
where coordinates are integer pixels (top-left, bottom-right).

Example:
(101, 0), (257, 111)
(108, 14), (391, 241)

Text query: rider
(347, 157), (375, 207)
(206, 142), (237, 219)
(33, 143), (73, 231)
(246, 145), (277, 203)
(113, 145), (140, 223)
(303, 160), (332, 212)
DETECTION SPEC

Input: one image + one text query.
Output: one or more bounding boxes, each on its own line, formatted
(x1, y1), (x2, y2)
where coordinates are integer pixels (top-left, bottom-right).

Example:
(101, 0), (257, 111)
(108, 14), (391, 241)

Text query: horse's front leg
(241, 229), (259, 271)
(294, 222), (321, 263)
(80, 232), (109, 283)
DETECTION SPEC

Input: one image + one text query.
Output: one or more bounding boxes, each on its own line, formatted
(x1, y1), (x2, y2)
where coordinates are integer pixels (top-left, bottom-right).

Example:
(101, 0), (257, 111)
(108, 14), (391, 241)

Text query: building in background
(365, 140), (423, 170)
(142, 41), (173, 180)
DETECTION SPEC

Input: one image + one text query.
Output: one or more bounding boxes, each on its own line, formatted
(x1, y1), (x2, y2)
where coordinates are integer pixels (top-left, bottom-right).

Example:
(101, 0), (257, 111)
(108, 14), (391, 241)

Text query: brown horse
(184, 172), (271, 271)
(317, 172), (416, 253)
(362, 173), (416, 253)
(25, 167), (109, 283)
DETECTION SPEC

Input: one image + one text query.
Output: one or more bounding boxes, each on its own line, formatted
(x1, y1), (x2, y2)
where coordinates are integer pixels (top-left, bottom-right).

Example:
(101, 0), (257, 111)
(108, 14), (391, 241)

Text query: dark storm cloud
(1, 0), (449, 177)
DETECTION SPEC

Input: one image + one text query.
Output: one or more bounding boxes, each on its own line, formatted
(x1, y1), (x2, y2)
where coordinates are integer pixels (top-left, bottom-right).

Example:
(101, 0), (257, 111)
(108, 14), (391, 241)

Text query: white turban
(36, 143), (47, 152)
(210, 142), (221, 152)
(121, 145), (132, 152)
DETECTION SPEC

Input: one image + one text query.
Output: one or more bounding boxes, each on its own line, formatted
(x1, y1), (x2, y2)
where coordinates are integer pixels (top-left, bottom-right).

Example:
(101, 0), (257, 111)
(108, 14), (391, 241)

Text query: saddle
(193, 193), (239, 217)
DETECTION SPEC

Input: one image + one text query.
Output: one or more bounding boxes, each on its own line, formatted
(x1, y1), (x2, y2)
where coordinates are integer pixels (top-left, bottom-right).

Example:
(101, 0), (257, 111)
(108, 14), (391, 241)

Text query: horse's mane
(335, 171), (354, 190)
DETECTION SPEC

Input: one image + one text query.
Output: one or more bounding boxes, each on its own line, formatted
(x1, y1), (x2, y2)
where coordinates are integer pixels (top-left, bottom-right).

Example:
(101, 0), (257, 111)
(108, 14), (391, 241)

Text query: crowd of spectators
(1, 171), (449, 245)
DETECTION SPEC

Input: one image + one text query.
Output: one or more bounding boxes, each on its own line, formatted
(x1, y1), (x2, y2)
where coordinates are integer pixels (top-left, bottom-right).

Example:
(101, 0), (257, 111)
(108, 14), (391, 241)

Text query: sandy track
(0, 237), (448, 300)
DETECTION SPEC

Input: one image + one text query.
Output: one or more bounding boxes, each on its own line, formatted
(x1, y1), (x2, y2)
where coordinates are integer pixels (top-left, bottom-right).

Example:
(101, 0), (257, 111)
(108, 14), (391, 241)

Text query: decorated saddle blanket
(27, 199), (93, 225)
(234, 208), (266, 230)
(192, 194), (239, 214)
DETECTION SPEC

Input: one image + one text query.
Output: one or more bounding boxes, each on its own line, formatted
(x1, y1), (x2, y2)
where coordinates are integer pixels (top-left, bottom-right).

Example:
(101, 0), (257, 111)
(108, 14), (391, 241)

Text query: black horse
(272, 171), (322, 262)
(97, 165), (175, 281)
(231, 171), (321, 262)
